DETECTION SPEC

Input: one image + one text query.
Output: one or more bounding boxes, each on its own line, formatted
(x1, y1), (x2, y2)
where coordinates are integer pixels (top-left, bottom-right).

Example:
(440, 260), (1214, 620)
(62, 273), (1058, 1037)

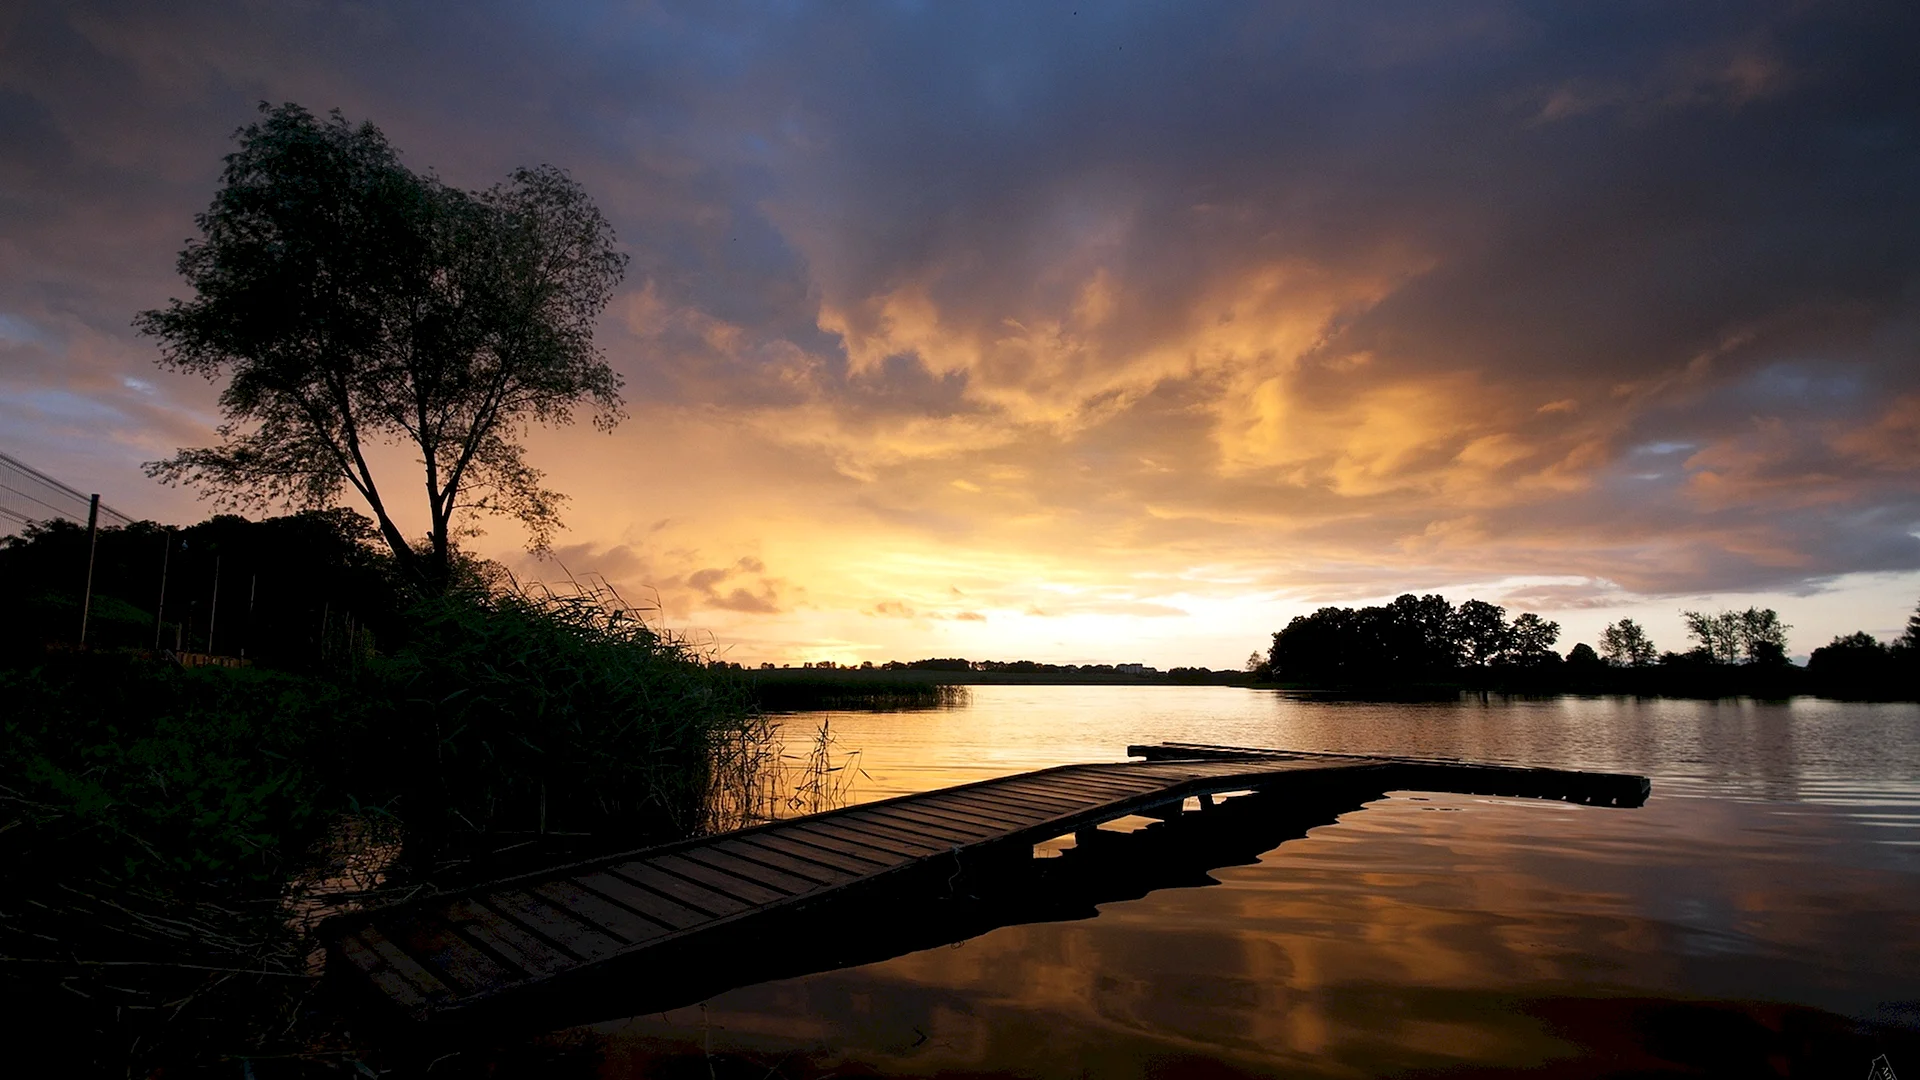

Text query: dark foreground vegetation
(1260, 593), (1920, 699)
(0, 512), (771, 1076)
(0, 100), (827, 1077)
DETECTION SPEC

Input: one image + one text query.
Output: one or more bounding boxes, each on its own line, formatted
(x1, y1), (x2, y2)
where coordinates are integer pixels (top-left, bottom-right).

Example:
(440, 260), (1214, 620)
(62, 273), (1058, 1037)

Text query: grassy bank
(0, 546), (769, 1075)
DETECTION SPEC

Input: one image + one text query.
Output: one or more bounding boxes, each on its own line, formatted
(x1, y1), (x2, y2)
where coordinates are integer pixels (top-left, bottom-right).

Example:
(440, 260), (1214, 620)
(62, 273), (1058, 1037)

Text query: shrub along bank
(0, 513), (764, 1075)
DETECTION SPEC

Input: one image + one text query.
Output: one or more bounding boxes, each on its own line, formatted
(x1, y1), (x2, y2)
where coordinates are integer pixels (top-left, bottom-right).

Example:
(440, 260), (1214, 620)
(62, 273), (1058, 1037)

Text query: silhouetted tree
(1737, 608), (1791, 666)
(139, 103), (627, 591)
(1505, 612), (1561, 666)
(1269, 607), (1364, 683)
(1894, 601), (1920, 657)
(1808, 631), (1888, 674)
(1565, 642), (1603, 670)
(1682, 610), (1743, 664)
(1384, 593), (1458, 677)
(1892, 601), (1920, 683)
(1451, 600), (1510, 669)
(1600, 617), (1657, 667)
(1683, 607), (1789, 665)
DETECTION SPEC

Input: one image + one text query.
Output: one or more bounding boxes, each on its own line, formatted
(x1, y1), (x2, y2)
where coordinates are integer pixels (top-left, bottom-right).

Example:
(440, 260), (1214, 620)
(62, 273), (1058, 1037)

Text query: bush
(382, 581), (763, 862)
(0, 654), (376, 1074)
(0, 654), (363, 891)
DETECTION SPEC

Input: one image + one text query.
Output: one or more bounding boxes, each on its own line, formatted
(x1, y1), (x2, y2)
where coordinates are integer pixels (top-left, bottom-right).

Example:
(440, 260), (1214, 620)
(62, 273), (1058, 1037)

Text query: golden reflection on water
(576, 687), (1919, 1078)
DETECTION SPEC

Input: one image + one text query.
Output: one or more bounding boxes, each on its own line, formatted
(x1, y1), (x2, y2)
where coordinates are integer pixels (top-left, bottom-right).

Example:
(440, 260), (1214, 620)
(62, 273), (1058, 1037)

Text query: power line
(0, 449), (134, 530)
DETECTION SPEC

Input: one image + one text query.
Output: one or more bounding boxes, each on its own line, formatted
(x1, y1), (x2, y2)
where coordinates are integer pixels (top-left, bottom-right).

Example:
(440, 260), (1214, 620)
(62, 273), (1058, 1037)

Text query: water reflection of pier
(323, 744), (1648, 1033)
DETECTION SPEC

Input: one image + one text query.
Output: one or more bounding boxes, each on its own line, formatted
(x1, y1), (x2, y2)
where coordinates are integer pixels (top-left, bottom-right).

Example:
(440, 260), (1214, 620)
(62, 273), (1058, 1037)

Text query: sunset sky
(3, 1), (1918, 667)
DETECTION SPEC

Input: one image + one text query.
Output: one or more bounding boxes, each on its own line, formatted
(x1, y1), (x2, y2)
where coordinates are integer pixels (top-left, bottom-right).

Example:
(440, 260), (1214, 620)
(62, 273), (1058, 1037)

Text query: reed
(382, 575), (768, 866)
(743, 668), (971, 712)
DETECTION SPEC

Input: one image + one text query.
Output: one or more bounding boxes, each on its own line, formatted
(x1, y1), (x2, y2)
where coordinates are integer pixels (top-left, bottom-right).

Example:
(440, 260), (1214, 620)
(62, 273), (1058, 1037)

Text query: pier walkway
(323, 745), (1649, 1022)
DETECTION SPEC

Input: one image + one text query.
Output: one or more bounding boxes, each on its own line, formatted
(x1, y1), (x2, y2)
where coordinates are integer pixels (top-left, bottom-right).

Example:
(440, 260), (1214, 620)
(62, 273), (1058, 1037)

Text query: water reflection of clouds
(577, 690), (1920, 1076)
(597, 785), (1915, 1076)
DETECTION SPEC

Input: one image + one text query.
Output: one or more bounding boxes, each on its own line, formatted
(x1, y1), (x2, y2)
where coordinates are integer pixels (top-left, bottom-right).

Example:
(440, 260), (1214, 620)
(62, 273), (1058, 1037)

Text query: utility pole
(154, 528), (172, 651)
(79, 494), (99, 646)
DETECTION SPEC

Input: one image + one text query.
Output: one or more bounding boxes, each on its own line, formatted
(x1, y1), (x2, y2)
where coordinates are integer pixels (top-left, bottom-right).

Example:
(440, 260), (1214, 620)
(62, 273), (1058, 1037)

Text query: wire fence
(0, 449), (134, 532)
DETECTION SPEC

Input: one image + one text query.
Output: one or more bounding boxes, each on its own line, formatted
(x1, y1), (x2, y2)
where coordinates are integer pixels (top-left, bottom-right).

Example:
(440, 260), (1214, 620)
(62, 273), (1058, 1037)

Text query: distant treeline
(735, 667), (972, 711)
(717, 658), (1246, 687)
(1260, 593), (1920, 699)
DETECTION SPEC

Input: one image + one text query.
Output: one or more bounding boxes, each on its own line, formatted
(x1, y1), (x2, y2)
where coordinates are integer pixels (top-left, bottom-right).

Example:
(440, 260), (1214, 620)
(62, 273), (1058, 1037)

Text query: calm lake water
(578, 687), (1920, 1078)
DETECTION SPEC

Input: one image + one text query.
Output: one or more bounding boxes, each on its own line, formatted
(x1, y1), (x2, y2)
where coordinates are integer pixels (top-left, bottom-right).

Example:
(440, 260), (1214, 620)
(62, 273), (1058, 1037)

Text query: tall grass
(384, 576), (766, 867)
(745, 668), (971, 712)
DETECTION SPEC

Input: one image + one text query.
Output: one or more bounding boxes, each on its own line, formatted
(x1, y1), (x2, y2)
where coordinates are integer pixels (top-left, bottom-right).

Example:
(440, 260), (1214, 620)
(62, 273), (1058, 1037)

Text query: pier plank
(858, 803), (1005, 837)
(489, 889), (624, 960)
(846, 806), (984, 844)
(709, 838), (857, 885)
(946, 787), (1087, 816)
(575, 870), (706, 932)
(733, 833), (879, 877)
(531, 880), (666, 944)
(818, 815), (956, 853)
(926, 790), (1066, 820)
(390, 917), (516, 997)
(798, 818), (943, 859)
(781, 823), (921, 867)
(609, 861), (753, 918)
(442, 899), (572, 977)
(678, 848), (825, 896)
(651, 854), (790, 906)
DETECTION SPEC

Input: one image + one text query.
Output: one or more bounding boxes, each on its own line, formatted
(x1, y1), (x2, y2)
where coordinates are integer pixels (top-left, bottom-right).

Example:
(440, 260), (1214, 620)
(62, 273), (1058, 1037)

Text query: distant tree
(1384, 593), (1458, 676)
(1736, 608), (1791, 666)
(1807, 631), (1896, 690)
(1269, 607), (1360, 683)
(1681, 610), (1744, 664)
(1890, 601), (1920, 687)
(1451, 600), (1510, 668)
(1565, 642), (1603, 670)
(138, 103), (627, 591)
(1600, 618), (1658, 667)
(1505, 612), (1561, 666)
(1814, 631), (1884, 655)
(1682, 608), (1789, 665)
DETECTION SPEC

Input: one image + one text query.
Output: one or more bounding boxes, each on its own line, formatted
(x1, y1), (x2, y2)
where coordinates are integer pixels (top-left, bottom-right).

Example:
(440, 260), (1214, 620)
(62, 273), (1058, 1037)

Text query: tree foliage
(138, 103), (627, 589)
(1451, 599), (1510, 668)
(1268, 593), (1569, 685)
(1600, 617), (1658, 667)
(1682, 607), (1790, 665)
(1507, 612), (1562, 666)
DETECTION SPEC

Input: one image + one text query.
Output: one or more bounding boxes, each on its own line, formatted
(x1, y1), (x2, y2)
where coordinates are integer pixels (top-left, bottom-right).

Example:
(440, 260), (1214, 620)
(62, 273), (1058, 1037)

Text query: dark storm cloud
(2, 0), (1917, 605)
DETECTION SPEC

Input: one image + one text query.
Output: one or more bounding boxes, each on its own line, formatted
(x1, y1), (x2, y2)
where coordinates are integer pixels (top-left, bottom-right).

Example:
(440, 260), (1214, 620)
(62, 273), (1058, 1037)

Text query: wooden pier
(322, 745), (1649, 1025)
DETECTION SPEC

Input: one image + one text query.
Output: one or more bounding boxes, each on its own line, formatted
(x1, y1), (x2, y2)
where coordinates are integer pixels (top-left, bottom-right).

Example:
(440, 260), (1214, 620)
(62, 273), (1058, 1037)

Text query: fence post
(79, 494), (99, 645)
(208, 554), (221, 655)
(154, 528), (172, 650)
